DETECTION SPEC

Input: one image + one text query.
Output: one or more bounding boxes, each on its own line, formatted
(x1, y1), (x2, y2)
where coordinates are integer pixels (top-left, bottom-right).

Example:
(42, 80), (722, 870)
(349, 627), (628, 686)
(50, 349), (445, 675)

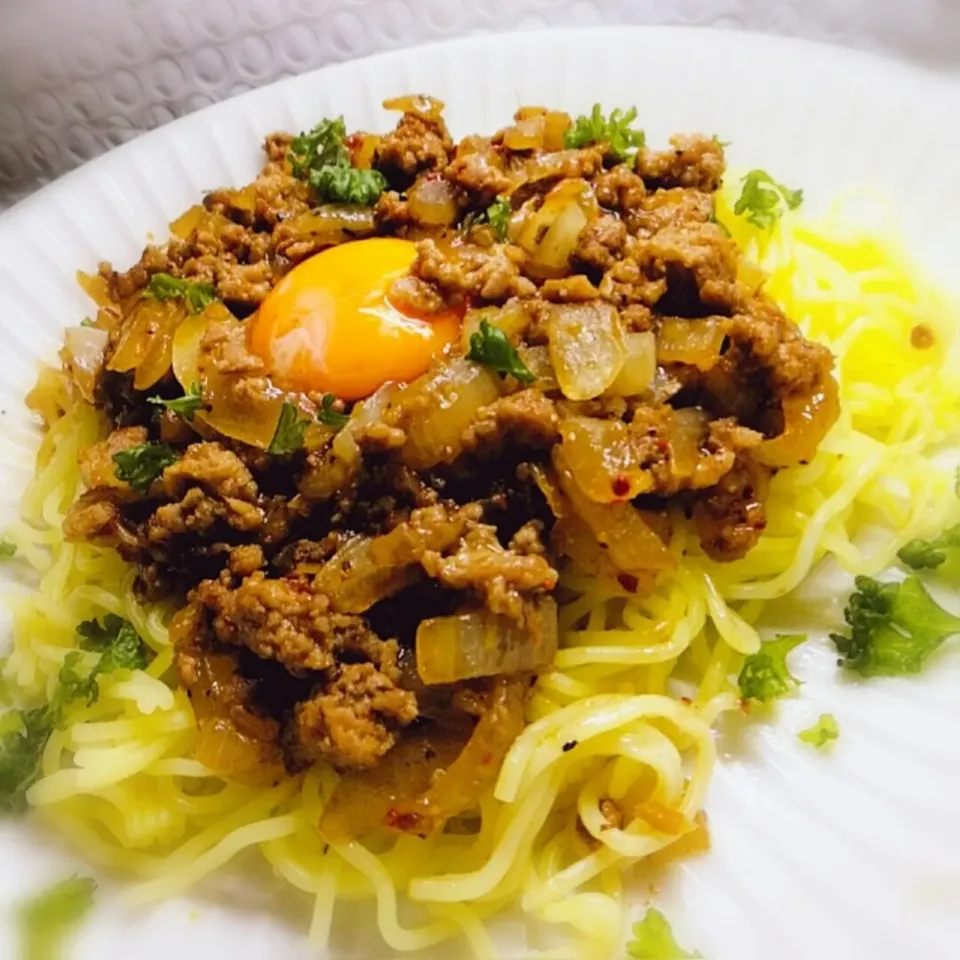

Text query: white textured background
(2, 0), (960, 208)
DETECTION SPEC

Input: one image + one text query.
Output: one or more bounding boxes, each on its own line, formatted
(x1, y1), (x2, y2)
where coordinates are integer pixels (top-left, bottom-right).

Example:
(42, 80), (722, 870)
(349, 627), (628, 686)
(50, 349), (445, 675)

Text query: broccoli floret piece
(831, 575), (960, 676)
(737, 634), (805, 703)
(897, 523), (960, 569)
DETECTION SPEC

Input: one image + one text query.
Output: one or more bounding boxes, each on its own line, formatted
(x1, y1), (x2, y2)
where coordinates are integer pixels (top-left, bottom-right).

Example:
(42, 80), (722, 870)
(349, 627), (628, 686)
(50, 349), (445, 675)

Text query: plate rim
(3, 23), (959, 229)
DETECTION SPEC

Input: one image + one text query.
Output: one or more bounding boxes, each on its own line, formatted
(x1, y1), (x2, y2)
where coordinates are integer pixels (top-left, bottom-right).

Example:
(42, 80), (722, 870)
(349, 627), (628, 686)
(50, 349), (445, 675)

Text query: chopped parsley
(798, 713), (839, 749)
(737, 634), (805, 703)
(897, 523), (960, 570)
(733, 169), (803, 230)
(147, 382), (204, 421)
(465, 197), (511, 240)
(79, 317), (96, 328)
(289, 115), (386, 206)
(142, 272), (217, 314)
(288, 116), (350, 178)
(308, 165), (387, 206)
(17, 875), (97, 960)
(564, 104), (645, 161)
(0, 617), (147, 811)
(112, 442), (178, 495)
(0, 540), (16, 559)
(626, 908), (702, 959)
(831, 575), (960, 676)
(467, 319), (535, 384)
(268, 401), (308, 455)
(317, 394), (349, 429)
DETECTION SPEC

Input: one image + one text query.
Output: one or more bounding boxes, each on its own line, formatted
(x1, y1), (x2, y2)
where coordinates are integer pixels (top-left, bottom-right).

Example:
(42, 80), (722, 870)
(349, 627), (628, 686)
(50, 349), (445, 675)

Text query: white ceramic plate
(1, 25), (960, 960)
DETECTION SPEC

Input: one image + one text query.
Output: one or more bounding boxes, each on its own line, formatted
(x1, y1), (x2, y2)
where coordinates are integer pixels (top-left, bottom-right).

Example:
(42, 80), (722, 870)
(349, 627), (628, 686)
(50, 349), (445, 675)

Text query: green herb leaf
(288, 116), (349, 178)
(897, 522), (960, 570)
(0, 540), (16, 559)
(79, 317), (96, 328)
(17, 875), (97, 960)
(831, 575), (960, 676)
(798, 713), (839, 749)
(465, 196), (512, 240)
(317, 394), (349, 429)
(147, 382), (205, 421)
(737, 634), (805, 703)
(112, 443), (178, 495)
(733, 169), (803, 230)
(0, 705), (51, 812)
(142, 272), (217, 314)
(564, 104), (645, 161)
(268, 401), (308, 456)
(626, 908), (702, 959)
(467, 319), (534, 384)
(308, 165), (387, 206)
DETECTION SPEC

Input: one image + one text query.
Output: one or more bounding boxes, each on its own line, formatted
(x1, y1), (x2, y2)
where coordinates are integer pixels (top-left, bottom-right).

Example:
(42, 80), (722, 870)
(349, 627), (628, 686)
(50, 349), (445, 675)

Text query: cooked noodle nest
(4, 181), (959, 958)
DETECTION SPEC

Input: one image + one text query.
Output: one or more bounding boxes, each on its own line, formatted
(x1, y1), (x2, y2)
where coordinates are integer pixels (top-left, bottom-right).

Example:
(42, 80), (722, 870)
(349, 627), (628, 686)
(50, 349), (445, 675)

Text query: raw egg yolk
(248, 237), (461, 400)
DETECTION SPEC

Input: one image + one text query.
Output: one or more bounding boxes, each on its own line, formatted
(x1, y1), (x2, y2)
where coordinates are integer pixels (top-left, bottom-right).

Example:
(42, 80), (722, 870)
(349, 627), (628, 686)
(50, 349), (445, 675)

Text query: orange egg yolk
(248, 237), (461, 400)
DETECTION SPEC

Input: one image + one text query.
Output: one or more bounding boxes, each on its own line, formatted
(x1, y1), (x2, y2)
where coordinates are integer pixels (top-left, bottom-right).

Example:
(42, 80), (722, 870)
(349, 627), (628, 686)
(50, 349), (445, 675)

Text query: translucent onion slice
(383, 677), (526, 836)
(559, 416), (654, 503)
(63, 325), (108, 403)
(314, 536), (418, 614)
(547, 301), (626, 401)
(286, 205), (376, 246)
(397, 357), (502, 470)
(555, 448), (674, 572)
(755, 375), (841, 468)
(108, 298), (187, 390)
(415, 598), (558, 685)
(383, 94), (445, 122)
(609, 331), (657, 396)
(657, 317), (727, 371)
(407, 177), (459, 226)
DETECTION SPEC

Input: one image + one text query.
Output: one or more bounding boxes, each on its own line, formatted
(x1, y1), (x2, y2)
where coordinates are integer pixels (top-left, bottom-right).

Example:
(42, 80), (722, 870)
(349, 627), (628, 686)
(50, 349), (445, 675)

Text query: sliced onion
(383, 94), (445, 122)
(459, 301), (528, 354)
(315, 536), (418, 614)
(517, 345), (558, 392)
(170, 204), (205, 239)
(320, 730), (465, 842)
(383, 677), (526, 836)
(547, 301), (626, 401)
(407, 176), (459, 226)
(515, 179), (595, 280)
(755, 375), (840, 468)
(193, 717), (285, 787)
(555, 448), (674, 572)
(76, 270), (113, 307)
(657, 318), (727, 371)
(397, 357), (502, 470)
(108, 298), (187, 390)
(668, 408), (708, 480)
(63, 325), (108, 403)
(503, 116), (545, 152)
(609, 331), (657, 396)
(350, 133), (380, 170)
(287, 205), (376, 245)
(415, 598), (558, 685)
(543, 111), (572, 151)
(559, 416), (653, 503)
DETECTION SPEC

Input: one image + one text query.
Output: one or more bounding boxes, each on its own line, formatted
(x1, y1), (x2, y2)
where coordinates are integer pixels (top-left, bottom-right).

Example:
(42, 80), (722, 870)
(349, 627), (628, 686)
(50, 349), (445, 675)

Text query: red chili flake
(617, 573), (639, 593)
(384, 809), (422, 833)
(611, 475), (631, 497)
(680, 696), (692, 705)
(482, 751), (494, 765)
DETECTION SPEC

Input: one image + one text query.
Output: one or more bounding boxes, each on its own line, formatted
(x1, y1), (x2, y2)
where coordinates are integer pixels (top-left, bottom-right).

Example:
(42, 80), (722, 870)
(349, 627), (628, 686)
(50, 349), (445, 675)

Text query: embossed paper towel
(2, 0), (959, 208)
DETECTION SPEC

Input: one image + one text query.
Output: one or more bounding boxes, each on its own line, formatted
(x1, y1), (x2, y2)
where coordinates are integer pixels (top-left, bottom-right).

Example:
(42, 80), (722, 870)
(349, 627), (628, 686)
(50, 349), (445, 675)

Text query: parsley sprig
(733, 169), (803, 230)
(112, 442), (178, 495)
(142, 273), (216, 314)
(289, 116), (386, 205)
(148, 382), (205, 421)
(467, 320), (534, 384)
(565, 104), (645, 161)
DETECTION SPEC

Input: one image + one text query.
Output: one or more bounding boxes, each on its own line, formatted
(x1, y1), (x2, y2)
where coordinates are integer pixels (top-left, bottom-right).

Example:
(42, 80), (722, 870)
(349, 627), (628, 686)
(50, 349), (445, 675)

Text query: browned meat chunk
(694, 458), (771, 561)
(414, 239), (536, 301)
(462, 389), (560, 453)
(292, 663), (418, 770)
(192, 571), (391, 674)
(376, 113), (452, 181)
(160, 442), (258, 502)
(637, 134), (725, 192)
